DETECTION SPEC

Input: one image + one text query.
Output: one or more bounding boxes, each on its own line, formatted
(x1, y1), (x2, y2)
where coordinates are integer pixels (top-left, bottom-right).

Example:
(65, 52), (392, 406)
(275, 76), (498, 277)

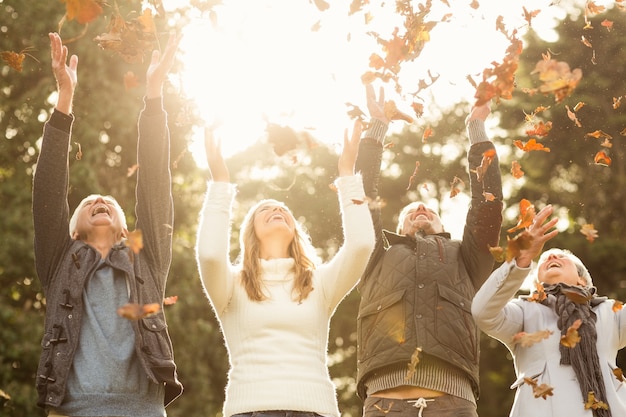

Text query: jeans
(231, 412), (321, 417)
(363, 394), (478, 417)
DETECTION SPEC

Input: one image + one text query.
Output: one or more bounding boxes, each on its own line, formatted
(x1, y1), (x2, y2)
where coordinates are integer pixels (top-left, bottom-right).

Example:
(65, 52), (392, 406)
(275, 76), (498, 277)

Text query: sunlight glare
(170, 0), (565, 166)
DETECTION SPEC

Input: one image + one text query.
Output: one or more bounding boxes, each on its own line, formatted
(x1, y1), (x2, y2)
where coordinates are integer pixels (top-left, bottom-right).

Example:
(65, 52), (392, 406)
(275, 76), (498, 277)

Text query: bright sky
(165, 0), (573, 163)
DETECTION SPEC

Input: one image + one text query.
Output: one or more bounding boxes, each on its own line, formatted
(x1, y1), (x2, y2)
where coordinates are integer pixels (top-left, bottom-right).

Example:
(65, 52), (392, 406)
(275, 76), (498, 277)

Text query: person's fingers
(69, 54), (78, 71)
(378, 86), (385, 105)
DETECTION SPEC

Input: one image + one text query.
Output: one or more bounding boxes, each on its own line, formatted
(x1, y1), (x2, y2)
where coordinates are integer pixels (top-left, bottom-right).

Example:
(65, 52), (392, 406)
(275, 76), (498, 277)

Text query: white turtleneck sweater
(196, 175), (375, 417)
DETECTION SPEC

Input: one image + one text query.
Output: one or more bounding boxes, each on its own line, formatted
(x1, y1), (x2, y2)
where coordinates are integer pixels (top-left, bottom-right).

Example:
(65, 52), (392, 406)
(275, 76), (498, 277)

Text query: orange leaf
(449, 176), (464, 198)
(483, 192), (495, 202)
(525, 121), (552, 137)
(471, 149), (496, 182)
(523, 377), (554, 399)
(531, 53), (582, 103)
(512, 329), (552, 347)
(164, 295), (179, 306)
(565, 105), (582, 127)
(125, 229), (144, 254)
(584, 391), (609, 410)
(613, 300), (624, 313)
(505, 231), (533, 262)
(526, 281), (547, 303)
(514, 138), (550, 153)
(580, 224), (598, 243)
(488, 245), (505, 263)
(117, 302), (160, 320)
(62, 0), (104, 24)
(406, 161), (420, 191)
(1, 50), (26, 72)
(507, 199), (536, 234)
(613, 367), (625, 381)
(594, 151), (611, 166)
(511, 160), (524, 179)
(560, 319), (582, 348)
(404, 347), (422, 381)
(422, 126), (433, 143)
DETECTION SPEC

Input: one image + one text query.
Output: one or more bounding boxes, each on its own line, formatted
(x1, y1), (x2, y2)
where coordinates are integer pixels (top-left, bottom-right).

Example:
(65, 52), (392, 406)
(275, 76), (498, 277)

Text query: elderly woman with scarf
(472, 204), (626, 417)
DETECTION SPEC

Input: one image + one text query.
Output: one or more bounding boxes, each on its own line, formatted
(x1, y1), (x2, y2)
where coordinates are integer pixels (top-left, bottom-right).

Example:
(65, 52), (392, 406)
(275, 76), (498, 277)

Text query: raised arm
(320, 121), (375, 308)
(461, 102), (504, 289)
(135, 33), (181, 279)
(195, 128), (235, 314)
(471, 205), (559, 342)
(32, 33), (79, 289)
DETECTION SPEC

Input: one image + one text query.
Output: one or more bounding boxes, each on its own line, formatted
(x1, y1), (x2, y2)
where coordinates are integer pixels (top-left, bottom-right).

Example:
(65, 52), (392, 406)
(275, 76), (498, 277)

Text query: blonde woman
(196, 121), (375, 417)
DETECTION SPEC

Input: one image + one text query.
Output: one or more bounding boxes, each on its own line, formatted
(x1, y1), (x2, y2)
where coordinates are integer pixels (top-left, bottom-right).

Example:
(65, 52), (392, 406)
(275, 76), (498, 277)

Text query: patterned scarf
(541, 282), (610, 417)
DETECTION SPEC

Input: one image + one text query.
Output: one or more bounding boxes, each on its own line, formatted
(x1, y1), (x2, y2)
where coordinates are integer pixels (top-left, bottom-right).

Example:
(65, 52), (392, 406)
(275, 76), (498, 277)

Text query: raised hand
(49, 32), (78, 114)
(515, 205), (559, 268)
(365, 83), (388, 124)
(338, 119), (362, 177)
(146, 32), (182, 99)
(204, 127), (230, 182)
(466, 102), (491, 124)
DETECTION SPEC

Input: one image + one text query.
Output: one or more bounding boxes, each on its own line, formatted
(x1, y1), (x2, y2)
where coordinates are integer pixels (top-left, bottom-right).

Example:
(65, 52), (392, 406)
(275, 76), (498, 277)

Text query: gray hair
(530, 248), (593, 288)
(68, 194), (127, 238)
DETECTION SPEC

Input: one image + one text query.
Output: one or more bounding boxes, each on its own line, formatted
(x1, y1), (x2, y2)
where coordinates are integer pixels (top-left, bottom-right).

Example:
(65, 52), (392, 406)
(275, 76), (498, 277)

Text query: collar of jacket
(383, 229), (451, 247)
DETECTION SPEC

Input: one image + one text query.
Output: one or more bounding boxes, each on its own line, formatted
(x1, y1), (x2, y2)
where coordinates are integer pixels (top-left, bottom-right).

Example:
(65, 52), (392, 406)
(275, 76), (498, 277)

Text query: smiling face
(69, 194), (127, 241)
(537, 249), (587, 287)
(398, 202), (444, 235)
(252, 200), (296, 244)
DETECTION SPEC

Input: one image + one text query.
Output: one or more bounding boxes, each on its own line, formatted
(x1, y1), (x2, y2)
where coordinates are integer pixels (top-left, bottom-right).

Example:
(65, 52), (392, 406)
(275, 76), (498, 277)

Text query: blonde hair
(530, 248), (593, 288)
(238, 199), (318, 302)
(69, 194), (127, 238)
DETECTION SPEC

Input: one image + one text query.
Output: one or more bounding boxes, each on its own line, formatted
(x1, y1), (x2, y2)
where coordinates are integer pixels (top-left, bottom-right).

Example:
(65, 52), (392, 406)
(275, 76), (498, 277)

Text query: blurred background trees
(2, 0), (626, 416)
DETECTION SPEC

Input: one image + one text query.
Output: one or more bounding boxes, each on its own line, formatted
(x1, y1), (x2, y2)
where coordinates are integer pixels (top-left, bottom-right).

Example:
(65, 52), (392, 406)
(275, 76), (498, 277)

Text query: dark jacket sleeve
(32, 110), (74, 292)
(134, 97), (173, 292)
(461, 140), (503, 290)
(355, 135), (385, 282)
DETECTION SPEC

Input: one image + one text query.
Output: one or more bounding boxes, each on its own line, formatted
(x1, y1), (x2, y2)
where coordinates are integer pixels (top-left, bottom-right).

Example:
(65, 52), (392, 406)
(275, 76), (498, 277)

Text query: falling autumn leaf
(514, 138), (550, 153)
(524, 377), (554, 399)
(613, 300), (624, 313)
(61, 0), (104, 25)
(505, 231), (534, 262)
(512, 329), (552, 348)
(560, 318), (582, 348)
(384, 100), (414, 123)
(531, 52), (582, 103)
(580, 224), (598, 243)
(125, 229), (144, 254)
(525, 121), (552, 137)
(507, 199), (536, 234)
(406, 161), (420, 191)
(117, 302), (160, 320)
(94, 8), (157, 63)
(474, 31), (522, 106)
(74, 142), (83, 160)
(483, 192), (495, 202)
(471, 149), (496, 182)
(584, 391), (609, 411)
(565, 105), (582, 128)
(527, 281), (547, 303)
(0, 47), (38, 72)
(488, 245), (505, 263)
(613, 367), (625, 382)
(163, 295), (179, 306)
(511, 160), (524, 179)
(421, 125), (433, 142)
(405, 347), (422, 380)
(594, 150), (611, 166)
(449, 176), (464, 198)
